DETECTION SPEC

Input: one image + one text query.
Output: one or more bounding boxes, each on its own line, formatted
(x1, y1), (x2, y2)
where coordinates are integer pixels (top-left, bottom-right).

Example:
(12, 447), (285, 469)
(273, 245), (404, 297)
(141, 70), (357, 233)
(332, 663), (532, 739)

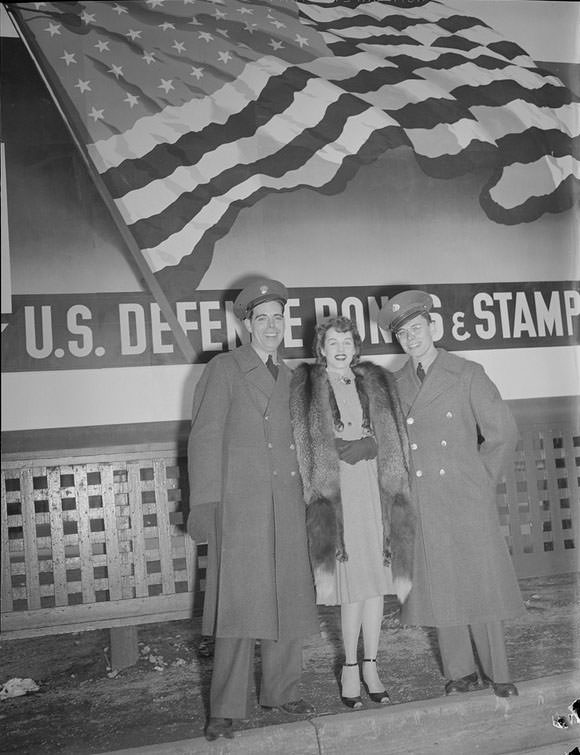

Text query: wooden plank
(561, 426), (580, 549)
(100, 464), (122, 601)
(47, 467), (68, 607)
(523, 427), (546, 561)
(127, 461), (148, 598)
(543, 427), (565, 552)
(153, 459), (175, 595)
(1, 471), (14, 611)
(73, 465), (95, 603)
(20, 468), (41, 610)
(1, 591), (194, 639)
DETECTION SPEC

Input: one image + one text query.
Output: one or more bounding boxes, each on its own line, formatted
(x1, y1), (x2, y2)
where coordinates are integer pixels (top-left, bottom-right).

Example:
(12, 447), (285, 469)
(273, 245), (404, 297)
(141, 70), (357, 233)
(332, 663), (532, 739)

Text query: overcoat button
(439, 468), (446, 476)
(273, 470), (278, 476)
(291, 471), (296, 477)
(416, 470), (423, 478)
(407, 417), (414, 425)
(441, 440), (447, 447)
(268, 443), (273, 448)
(411, 443), (418, 451)
(446, 411), (453, 419)
(289, 443), (295, 450)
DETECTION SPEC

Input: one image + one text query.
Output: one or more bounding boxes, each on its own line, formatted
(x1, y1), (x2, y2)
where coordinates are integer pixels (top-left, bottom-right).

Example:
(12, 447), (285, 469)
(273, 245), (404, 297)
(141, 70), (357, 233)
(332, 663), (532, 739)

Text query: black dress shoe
(205, 717), (234, 741)
(276, 699), (315, 715)
(444, 672), (480, 695)
(491, 682), (518, 698)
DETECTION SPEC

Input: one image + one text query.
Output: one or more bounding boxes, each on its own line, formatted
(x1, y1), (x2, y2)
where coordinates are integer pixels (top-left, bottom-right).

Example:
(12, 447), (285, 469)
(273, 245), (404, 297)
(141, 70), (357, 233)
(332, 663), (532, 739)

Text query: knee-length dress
(322, 372), (395, 606)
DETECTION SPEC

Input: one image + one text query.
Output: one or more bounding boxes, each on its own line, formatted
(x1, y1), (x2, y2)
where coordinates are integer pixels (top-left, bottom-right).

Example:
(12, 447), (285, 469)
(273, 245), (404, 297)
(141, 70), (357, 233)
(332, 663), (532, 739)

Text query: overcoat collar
(232, 343), (286, 413)
(397, 349), (462, 414)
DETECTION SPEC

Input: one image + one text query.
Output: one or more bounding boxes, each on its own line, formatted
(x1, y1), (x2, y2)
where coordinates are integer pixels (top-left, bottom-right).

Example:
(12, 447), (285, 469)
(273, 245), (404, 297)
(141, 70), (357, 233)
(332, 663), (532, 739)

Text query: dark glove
(187, 501), (218, 542)
(335, 436), (378, 464)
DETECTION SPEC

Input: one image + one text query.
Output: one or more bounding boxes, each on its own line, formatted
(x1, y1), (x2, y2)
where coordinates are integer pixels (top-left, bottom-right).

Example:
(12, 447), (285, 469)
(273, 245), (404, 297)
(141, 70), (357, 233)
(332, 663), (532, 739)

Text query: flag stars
(80, 10), (96, 24)
(244, 22), (258, 33)
(74, 79), (92, 93)
(124, 93), (140, 108)
(158, 78), (175, 93)
(216, 28), (229, 38)
(198, 31), (214, 42)
(143, 51), (156, 64)
(94, 40), (110, 53)
(190, 66), (204, 80)
(44, 22), (61, 37)
(269, 18), (286, 30)
(108, 64), (124, 78)
(146, 0), (166, 7)
(126, 29), (142, 40)
(295, 34), (309, 48)
(188, 17), (202, 26)
(269, 39), (284, 51)
(214, 9), (227, 20)
(217, 50), (232, 64)
(88, 106), (105, 122)
(60, 50), (77, 66)
(159, 22), (176, 31)
(237, 6), (253, 14)
(172, 40), (186, 53)
(112, 4), (128, 13)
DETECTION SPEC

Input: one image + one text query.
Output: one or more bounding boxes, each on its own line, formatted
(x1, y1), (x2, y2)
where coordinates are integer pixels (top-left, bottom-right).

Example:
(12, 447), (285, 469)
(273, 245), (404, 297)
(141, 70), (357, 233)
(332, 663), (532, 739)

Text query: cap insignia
(259, 285), (268, 295)
(392, 303), (400, 312)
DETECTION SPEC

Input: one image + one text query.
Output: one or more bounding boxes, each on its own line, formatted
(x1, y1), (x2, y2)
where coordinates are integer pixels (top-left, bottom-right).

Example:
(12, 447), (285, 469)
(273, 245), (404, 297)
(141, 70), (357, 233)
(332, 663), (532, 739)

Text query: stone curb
(98, 672), (580, 755)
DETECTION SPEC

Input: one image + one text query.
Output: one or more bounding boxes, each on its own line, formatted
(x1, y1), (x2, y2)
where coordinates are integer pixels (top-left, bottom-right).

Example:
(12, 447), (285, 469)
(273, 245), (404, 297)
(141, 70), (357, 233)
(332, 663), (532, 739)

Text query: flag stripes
(8, 0), (579, 294)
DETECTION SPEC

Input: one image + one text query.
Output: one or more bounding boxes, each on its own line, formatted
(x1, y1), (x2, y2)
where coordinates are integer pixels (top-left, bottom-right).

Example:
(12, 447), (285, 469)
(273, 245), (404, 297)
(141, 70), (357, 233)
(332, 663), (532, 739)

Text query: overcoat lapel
(232, 343), (276, 415)
(398, 351), (461, 415)
(413, 352), (462, 411)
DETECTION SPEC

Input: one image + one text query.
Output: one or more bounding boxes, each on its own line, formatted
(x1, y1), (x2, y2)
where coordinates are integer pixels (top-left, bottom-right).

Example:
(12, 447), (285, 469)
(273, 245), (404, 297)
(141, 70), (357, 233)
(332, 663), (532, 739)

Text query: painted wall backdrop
(0, 1), (578, 440)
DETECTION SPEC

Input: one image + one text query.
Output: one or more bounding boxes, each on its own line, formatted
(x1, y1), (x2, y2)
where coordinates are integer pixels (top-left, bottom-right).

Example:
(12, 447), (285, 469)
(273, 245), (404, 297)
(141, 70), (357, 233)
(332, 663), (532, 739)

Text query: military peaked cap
(378, 289), (433, 332)
(233, 277), (289, 320)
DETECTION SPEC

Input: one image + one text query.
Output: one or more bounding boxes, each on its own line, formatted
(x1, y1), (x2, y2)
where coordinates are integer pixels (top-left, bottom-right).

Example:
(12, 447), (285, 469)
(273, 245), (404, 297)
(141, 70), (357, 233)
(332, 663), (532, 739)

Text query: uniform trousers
(436, 621), (510, 683)
(210, 636), (303, 720)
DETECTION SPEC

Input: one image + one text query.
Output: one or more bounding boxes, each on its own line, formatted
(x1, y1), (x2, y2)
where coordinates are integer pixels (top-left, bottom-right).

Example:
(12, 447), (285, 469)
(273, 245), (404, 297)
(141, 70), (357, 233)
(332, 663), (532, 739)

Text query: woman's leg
(340, 601), (364, 698)
(361, 596), (387, 693)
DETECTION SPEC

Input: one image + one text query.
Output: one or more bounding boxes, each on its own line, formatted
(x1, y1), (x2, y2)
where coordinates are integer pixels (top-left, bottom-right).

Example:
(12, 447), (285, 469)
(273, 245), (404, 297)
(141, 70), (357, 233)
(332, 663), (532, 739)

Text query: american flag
(7, 0), (580, 296)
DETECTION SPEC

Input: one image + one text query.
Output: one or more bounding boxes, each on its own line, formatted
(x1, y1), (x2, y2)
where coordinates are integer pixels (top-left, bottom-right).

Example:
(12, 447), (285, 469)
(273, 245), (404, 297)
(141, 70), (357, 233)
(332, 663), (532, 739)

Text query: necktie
(417, 362), (426, 383)
(266, 355), (279, 380)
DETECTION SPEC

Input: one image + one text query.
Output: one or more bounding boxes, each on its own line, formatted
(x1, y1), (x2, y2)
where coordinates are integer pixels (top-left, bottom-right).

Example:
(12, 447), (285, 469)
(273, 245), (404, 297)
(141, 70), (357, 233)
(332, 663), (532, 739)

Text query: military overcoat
(395, 349), (525, 627)
(187, 344), (318, 640)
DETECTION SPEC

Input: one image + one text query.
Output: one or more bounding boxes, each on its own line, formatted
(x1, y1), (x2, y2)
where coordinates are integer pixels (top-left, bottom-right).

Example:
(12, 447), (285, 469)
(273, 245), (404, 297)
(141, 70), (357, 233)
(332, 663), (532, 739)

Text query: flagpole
(5, 4), (196, 364)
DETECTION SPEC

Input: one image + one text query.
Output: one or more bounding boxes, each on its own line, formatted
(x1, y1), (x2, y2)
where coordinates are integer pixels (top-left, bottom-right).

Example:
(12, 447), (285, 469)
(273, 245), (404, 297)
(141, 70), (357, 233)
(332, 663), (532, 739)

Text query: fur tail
(306, 496), (339, 573)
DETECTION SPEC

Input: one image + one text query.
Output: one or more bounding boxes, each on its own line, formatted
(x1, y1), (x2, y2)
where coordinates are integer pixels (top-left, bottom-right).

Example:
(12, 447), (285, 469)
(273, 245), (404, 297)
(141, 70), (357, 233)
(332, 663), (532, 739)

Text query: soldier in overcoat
(187, 278), (319, 741)
(379, 290), (526, 699)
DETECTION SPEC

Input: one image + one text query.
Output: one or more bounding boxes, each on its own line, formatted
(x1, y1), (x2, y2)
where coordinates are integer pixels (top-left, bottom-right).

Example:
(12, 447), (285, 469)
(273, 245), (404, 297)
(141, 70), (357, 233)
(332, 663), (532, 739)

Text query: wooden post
(110, 626), (139, 670)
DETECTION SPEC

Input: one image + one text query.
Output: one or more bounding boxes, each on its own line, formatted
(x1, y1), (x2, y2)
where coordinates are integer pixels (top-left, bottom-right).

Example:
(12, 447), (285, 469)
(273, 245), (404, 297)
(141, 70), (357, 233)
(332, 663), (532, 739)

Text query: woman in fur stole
(290, 316), (415, 708)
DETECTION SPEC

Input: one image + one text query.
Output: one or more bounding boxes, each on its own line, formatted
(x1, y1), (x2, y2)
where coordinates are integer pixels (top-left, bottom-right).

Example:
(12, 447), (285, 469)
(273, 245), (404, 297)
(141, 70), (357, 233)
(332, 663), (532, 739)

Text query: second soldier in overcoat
(379, 290), (525, 699)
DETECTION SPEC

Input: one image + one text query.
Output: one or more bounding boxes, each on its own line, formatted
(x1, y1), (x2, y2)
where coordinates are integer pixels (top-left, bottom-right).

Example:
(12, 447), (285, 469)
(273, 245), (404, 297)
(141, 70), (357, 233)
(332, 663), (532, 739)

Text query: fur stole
(290, 361), (415, 603)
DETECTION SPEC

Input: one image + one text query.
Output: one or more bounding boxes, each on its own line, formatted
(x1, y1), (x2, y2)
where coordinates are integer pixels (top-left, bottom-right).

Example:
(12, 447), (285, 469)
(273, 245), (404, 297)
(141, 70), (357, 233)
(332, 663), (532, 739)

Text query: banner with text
(1, 282), (579, 372)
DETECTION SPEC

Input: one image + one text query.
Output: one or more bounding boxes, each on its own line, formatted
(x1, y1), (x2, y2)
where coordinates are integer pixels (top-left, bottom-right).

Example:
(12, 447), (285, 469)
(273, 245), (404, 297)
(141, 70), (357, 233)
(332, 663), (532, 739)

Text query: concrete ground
(1, 572), (579, 754)
(99, 672), (580, 755)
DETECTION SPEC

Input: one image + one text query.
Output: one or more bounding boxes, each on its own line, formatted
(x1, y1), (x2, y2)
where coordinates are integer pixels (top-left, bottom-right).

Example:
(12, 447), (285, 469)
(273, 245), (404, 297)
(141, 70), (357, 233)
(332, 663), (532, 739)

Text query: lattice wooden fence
(499, 422), (579, 577)
(1, 451), (206, 638)
(1, 420), (578, 639)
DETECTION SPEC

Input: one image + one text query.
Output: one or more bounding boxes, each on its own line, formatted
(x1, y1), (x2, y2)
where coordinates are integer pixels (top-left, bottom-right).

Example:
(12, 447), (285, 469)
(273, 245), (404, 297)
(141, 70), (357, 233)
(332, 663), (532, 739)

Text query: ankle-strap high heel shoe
(362, 658), (391, 704)
(341, 662), (363, 709)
